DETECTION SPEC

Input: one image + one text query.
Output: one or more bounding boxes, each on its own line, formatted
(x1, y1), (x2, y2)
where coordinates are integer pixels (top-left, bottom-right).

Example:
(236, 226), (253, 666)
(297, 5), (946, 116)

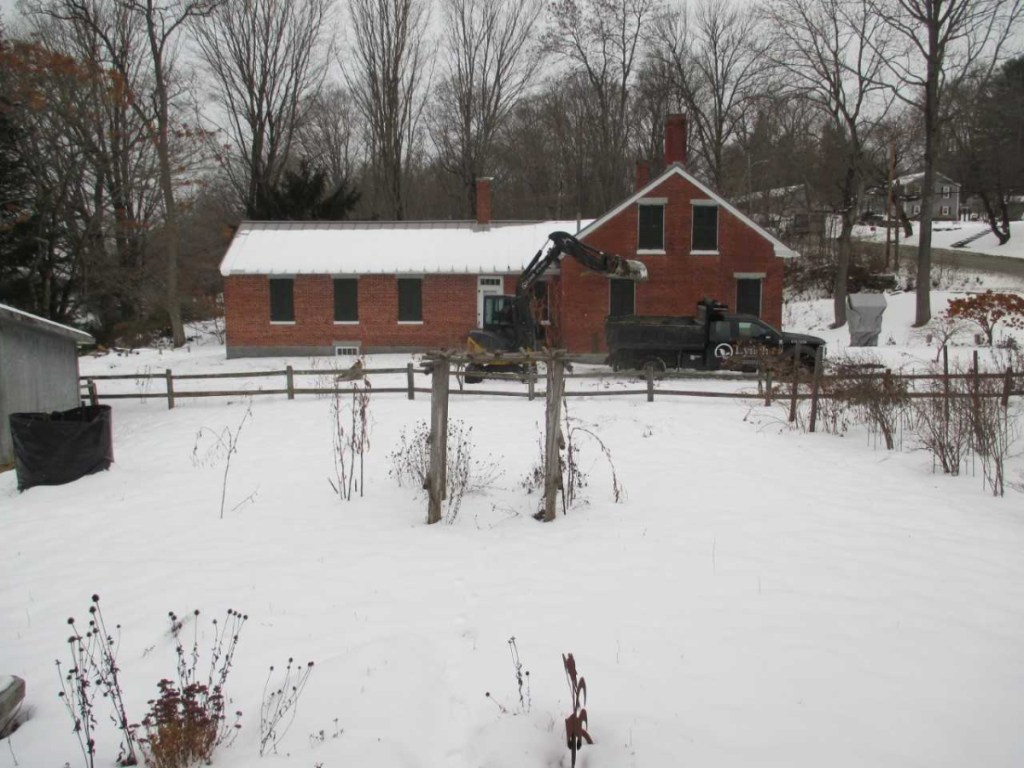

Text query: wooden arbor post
(543, 352), (566, 522)
(426, 355), (451, 524)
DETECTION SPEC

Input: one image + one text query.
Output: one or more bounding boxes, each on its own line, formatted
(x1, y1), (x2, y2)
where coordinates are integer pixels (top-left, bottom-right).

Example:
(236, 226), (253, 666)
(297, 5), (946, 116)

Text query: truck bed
(605, 315), (706, 351)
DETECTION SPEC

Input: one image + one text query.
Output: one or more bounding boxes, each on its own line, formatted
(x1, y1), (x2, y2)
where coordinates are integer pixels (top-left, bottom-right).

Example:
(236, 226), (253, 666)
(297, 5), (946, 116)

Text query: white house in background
(863, 172), (962, 222)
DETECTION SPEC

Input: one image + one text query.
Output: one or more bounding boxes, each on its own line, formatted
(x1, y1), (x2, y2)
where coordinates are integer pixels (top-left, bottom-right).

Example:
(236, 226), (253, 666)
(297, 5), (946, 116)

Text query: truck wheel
(464, 363), (483, 384)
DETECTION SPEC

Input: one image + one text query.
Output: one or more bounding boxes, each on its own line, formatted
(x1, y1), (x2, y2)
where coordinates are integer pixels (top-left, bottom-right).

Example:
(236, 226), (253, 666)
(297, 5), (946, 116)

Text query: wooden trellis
(422, 350), (570, 524)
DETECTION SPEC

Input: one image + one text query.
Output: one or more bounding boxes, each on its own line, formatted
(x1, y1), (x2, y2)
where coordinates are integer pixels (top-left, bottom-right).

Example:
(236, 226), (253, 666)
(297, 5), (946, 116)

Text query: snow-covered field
(2, 291), (1024, 768)
(853, 219), (1024, 260)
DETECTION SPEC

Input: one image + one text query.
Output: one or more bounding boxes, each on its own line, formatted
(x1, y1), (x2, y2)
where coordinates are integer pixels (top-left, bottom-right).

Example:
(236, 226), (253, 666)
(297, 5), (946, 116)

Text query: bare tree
(194, 0), (333, 218)
(431, 0), (543, 217)
(765, 0), (895, 327)
(29, 0), (221, 347)
(8, 10), (164, 335)
(344, 0), (431, 220)
(545, 0), (658, 211)
(868, 0), (1023, 326)
(296, 85), (363, 192)
(654, 0), (768, 189)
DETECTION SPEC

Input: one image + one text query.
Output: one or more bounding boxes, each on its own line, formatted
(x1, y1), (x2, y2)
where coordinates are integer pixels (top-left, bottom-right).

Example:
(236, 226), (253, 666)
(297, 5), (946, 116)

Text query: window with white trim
(638, 203), (665, 250)
(269, 278), (294, 322)
(692, 203), (718, 251)
(398, 278), (422, 322)
(333, 278), (358, 322)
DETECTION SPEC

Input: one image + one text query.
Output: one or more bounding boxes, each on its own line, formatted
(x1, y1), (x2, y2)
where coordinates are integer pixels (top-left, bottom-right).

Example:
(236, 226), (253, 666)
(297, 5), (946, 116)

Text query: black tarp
(9, 406), (113, 491)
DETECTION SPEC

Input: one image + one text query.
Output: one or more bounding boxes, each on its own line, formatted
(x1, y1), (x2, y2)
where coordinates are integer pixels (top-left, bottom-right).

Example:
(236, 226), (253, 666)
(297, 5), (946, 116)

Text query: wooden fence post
(286, 365), (295, 400)
(1002, 365), (1013, 409)
(165, 369), (175, 410)
(544, 354), (566, 522)
(646, 365), (654, 402)
(427, 357), (451, 524)
(788, 343), (802, 423)
(528, 364), (536, 401)
(764, 366), (773, 406)
(407, 362), (415, 400)
(808, 346), (823, 433)
(87, 379), (98, 407)
(942, 345), (950, 428)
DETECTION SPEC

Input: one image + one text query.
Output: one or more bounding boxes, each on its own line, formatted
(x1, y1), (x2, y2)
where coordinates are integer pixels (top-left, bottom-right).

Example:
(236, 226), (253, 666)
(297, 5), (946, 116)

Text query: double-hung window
(692, 203), (718, 252)
(637, 200), (665, 251)
(398, 278), (422, 322)
(269, 277), (294, 323)
(333, 278), (358, 322)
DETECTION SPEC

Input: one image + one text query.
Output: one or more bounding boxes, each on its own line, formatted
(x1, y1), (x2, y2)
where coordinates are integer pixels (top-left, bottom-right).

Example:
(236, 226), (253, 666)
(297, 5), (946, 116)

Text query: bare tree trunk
(346, 0), (431, 220)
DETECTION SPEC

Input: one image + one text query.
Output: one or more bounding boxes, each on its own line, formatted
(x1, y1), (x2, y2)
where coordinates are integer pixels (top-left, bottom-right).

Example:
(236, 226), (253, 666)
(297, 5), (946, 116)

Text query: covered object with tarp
(847, 293), (888, 347)
(0, 303), (95, 467)
(10, 406), (113, 490)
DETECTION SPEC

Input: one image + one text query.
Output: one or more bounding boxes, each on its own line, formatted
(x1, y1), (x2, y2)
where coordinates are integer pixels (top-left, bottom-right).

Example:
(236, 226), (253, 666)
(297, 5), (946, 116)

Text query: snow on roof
(0, 303), (94, 343)
(219, 220), (592, 277)
(894, 171), (959, 187)
(578, 164), (799, 259)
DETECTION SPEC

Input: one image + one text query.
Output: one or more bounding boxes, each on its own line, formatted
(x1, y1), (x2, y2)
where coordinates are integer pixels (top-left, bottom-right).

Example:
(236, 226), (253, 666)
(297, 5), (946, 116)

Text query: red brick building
(220, 116), (796, 358)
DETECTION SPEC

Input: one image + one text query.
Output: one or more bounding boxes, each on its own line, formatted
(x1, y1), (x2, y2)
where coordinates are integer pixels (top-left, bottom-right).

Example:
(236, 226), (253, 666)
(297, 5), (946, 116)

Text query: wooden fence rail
(80, 357), (1024, 411)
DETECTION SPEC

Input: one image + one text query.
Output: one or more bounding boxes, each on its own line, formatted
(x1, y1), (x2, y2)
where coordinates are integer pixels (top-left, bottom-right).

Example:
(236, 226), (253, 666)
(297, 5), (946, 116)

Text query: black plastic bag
(9, 406), (114, 491)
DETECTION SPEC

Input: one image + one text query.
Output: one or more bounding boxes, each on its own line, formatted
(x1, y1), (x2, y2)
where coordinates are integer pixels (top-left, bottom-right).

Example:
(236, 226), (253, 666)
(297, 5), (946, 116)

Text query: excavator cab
(482, 295), (518, 334)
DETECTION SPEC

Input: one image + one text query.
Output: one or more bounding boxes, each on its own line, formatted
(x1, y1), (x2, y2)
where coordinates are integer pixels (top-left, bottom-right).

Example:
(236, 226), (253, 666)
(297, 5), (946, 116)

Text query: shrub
(945, 291), (1024, 346)
(819, 361), (909, 450)
(191, 401), (255, 518)
(56, 595), (138, 767)
(138, 609), (246, 768)
(562, 653), (592, 768)
(387, 419), (503, 523)
(912, 370), (974, 475)
(259, 658), (315, 757)
(328, 377), (372, 501)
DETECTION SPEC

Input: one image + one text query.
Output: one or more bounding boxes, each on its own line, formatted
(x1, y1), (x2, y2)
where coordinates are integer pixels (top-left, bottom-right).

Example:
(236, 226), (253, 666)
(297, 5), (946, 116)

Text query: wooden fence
(80, 350), (1023, 415)
(79, 349), (1023, 525)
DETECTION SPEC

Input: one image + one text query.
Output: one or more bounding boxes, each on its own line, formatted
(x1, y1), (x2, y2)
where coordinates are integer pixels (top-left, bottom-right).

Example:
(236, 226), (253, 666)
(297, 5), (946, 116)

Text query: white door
(477, 276), (503, 326)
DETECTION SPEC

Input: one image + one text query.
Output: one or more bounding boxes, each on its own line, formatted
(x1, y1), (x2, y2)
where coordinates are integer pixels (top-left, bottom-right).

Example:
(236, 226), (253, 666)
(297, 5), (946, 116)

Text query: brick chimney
(665, 114), (687, 166)
(635, 160), (650, 191)
(475, 178), (492, 225)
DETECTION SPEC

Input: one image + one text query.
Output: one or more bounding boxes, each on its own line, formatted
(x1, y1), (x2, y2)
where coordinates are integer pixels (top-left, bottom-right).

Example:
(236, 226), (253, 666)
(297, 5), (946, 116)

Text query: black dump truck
(605, 299), (826, 372)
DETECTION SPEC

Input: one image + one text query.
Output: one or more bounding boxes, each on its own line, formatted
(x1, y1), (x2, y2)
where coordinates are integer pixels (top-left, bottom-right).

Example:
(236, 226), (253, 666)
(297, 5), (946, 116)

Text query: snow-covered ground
(2, 291), (1024, 768)
(853, 219), (1024, 260)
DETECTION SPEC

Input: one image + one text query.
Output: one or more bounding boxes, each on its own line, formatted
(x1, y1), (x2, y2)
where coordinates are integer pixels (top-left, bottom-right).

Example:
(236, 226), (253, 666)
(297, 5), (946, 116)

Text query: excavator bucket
(618, 259), (649, 281)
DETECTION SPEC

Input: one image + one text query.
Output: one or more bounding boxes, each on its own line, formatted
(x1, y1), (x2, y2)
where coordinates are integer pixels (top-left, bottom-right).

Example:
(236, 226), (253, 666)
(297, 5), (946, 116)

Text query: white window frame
(637, 197), (667, 254)
(691, 200), (719, 255)
(333, 342), (361, 357)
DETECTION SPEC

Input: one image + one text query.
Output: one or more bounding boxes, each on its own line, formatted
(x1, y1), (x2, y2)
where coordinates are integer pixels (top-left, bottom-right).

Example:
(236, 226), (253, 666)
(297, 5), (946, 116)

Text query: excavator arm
(467, 231), (647, 370)
(511, 231), (647, 349)
(515, 231), (648, 298)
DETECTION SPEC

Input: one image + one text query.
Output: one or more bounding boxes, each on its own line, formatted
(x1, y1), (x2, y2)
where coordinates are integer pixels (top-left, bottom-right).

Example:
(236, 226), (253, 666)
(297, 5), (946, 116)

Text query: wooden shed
(0, 304), (94, 467)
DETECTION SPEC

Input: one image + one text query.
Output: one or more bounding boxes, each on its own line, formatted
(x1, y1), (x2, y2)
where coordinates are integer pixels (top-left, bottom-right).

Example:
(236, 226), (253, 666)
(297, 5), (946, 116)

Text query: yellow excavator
(464, 231), (647, 382)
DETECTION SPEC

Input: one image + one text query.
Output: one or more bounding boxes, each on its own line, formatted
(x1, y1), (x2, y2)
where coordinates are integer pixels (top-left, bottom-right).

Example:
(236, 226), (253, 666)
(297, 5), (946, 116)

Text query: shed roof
(578, 164), (799, 259)
(0, 303), (94, 344)
(219, 220), (591, 277)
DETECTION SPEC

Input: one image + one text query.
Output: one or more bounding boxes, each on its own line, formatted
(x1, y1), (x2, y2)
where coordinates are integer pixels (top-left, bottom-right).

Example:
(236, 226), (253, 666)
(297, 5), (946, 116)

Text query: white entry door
(477, 276), (503, 326)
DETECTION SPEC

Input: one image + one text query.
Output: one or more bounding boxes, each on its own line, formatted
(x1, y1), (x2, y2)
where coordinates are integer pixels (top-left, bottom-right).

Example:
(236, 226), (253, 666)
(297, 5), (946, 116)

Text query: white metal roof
(219, 220), (592, 277)
(578, 164), (799, 259)
(0, 303), (95, 343)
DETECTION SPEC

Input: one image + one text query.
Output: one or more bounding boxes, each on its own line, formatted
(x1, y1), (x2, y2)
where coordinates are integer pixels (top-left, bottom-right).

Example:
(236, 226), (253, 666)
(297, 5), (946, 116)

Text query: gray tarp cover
(847, 293), (888, 346)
